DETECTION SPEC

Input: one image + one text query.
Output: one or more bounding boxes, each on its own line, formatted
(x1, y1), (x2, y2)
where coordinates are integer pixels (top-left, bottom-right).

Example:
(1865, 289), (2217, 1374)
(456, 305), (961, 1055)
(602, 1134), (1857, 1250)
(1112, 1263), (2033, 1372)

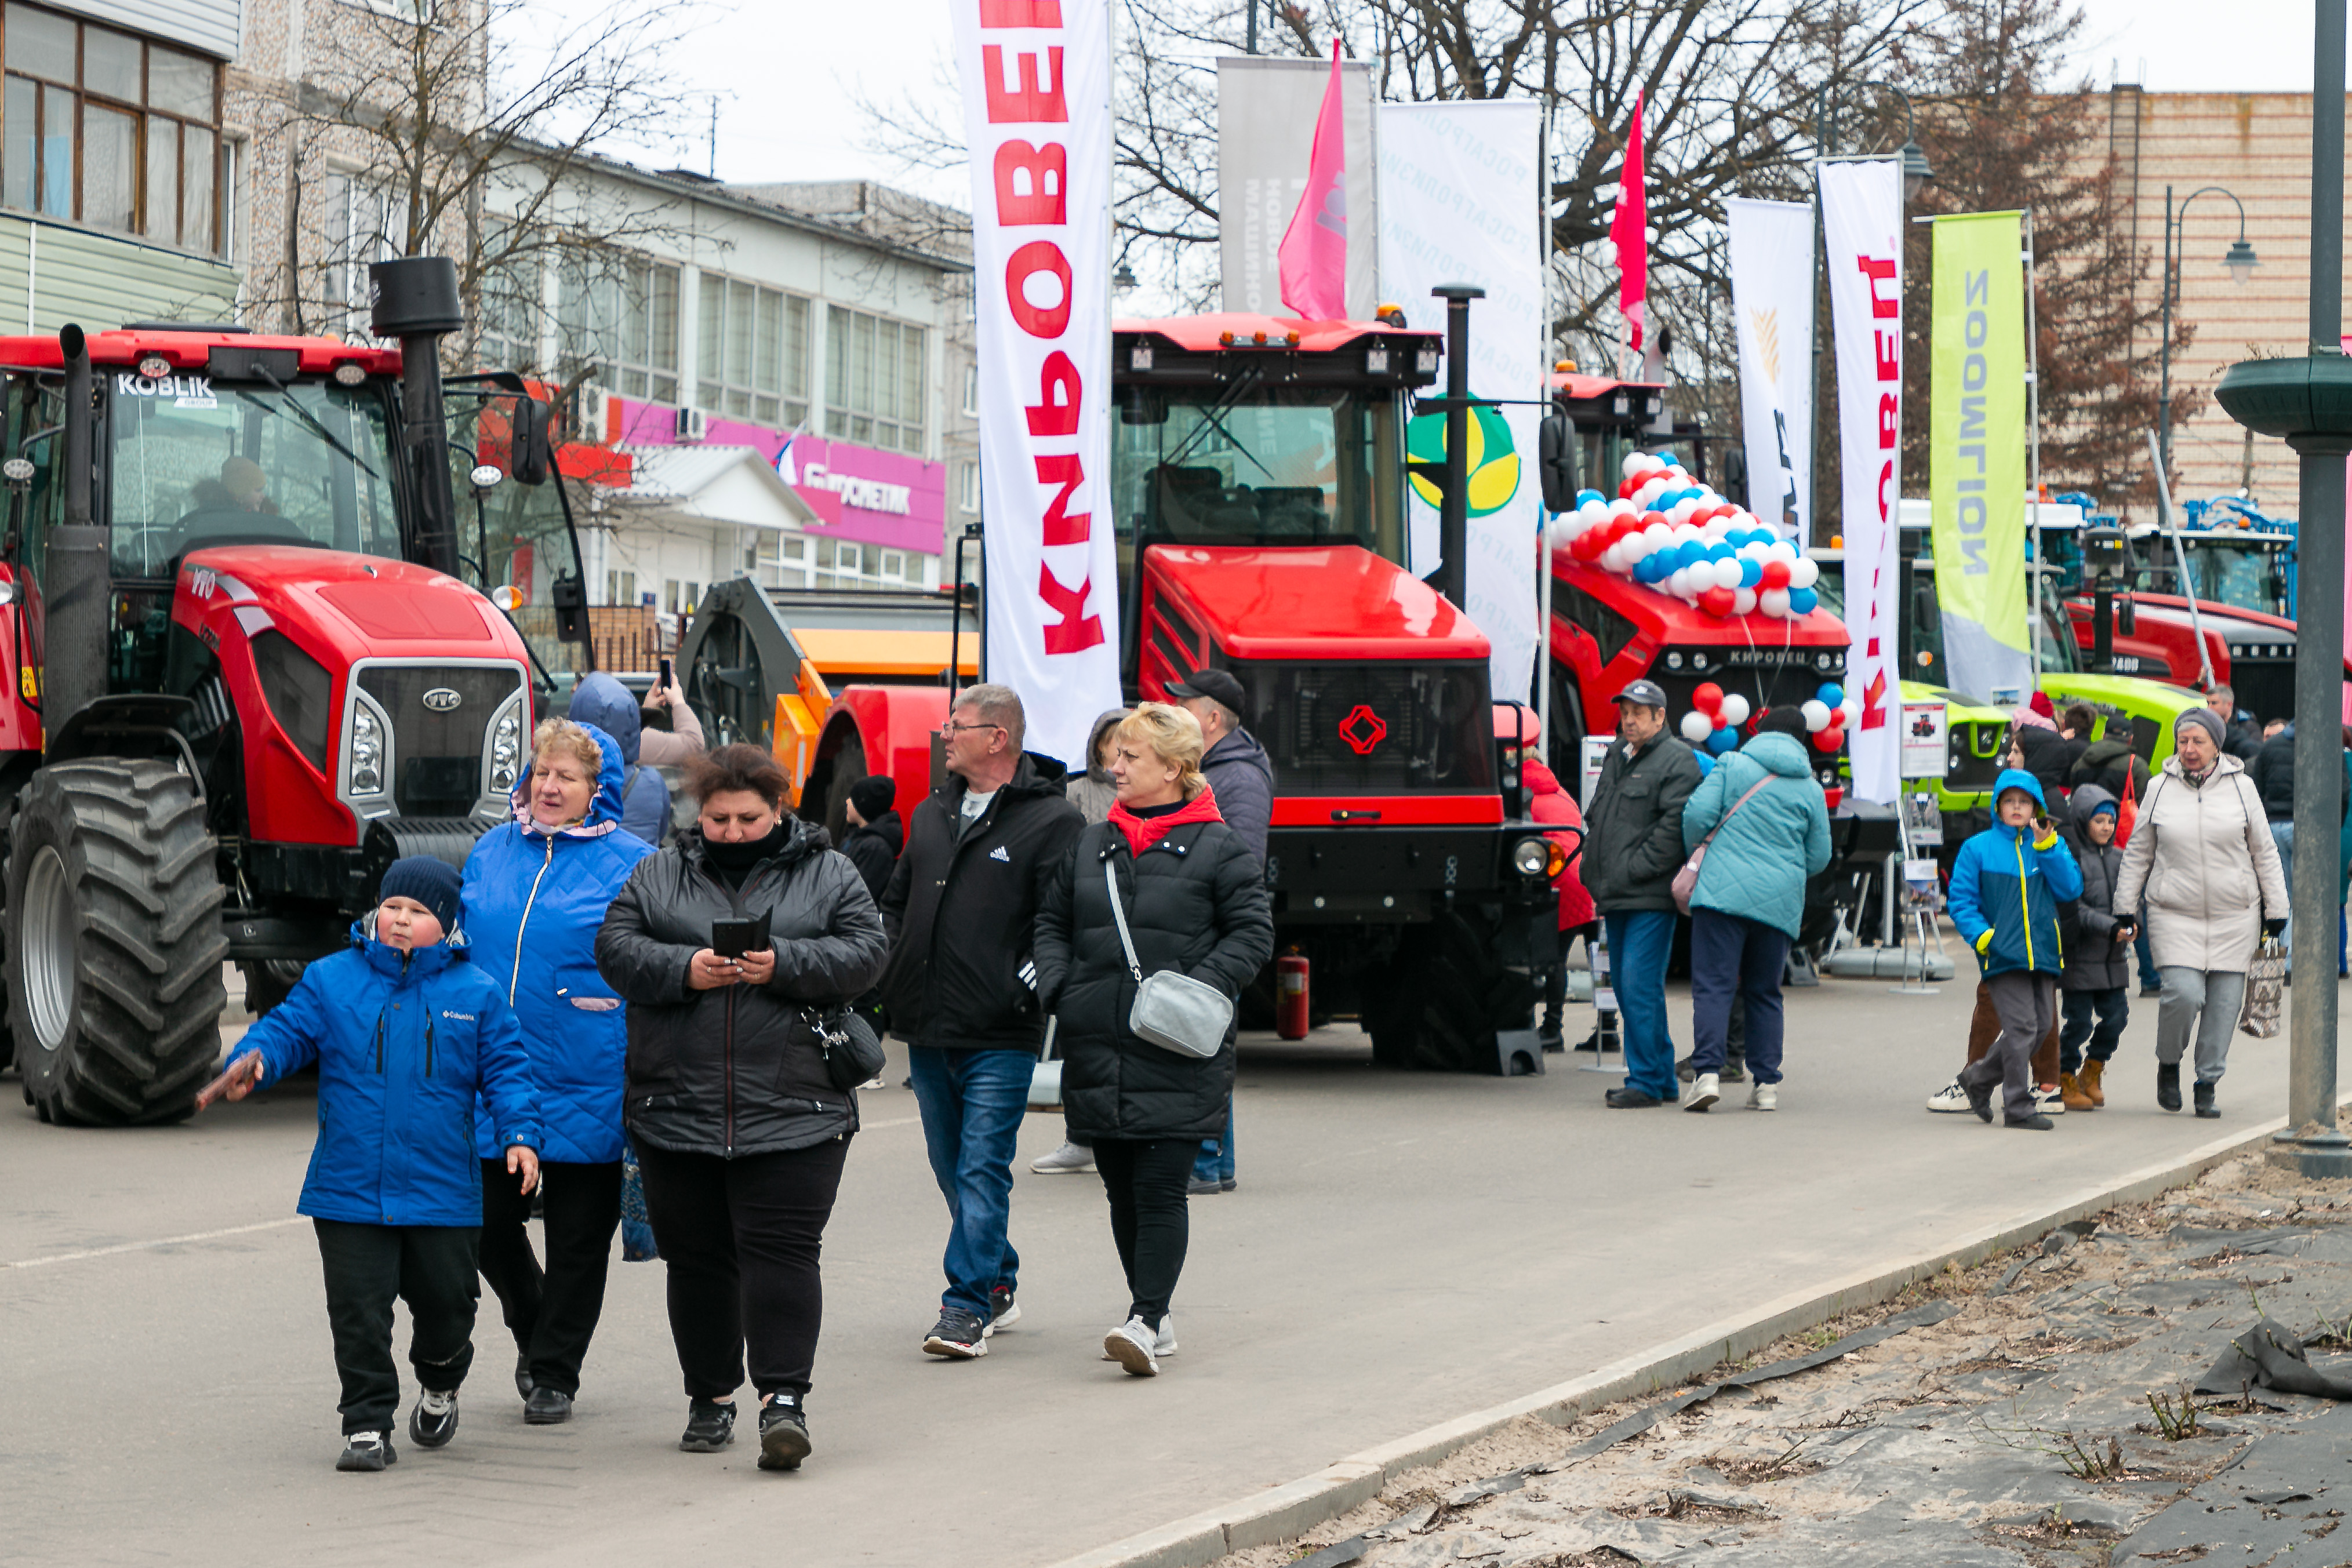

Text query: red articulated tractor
(1, 257), (599, 1124)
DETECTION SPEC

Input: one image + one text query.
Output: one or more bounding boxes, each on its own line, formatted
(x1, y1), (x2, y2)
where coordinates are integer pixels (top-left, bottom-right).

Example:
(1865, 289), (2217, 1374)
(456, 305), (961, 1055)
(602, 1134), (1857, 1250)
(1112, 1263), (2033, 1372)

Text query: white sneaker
(2035, 1084), (2066, 1116)
(1031, 1141), (1095, 1174)
(1749, 1081), (1777, 1111)
(1685, 1072), (1720, 1112)
(1926, 1080), (1973, 1114)
(1103, 1315), (1160, 1376)
(1100, 1314), (1177, 1360)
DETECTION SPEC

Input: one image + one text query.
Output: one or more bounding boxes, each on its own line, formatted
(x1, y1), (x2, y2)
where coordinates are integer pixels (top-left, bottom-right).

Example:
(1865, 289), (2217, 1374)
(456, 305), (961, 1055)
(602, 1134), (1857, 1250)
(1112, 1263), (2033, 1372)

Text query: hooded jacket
(1582, 729), (1703, 913)
(462, 725), (657, 1163)
(1678, 731), (1833, 941)
(2251, 723), (2296, 821)
(2113, 751), (2288, 972)
(1522, 760), (1593, 930)
(1200, 726), (1275, 863)
(243, 920), (541, 1227)
(1033, 792), (1275, 1140)
(2010, 710), (2073, 803)
(879, 751), (1085, 1054)
(841, 809), (903, 906)
(1947, 769), (2085, 978)
(596, 816), (888, 1158)
(568, 672), (674, 846)
(2070, 734), (2152, 802)
(2059, 784), (2130, 991)
(1064, 708), (1130, 825)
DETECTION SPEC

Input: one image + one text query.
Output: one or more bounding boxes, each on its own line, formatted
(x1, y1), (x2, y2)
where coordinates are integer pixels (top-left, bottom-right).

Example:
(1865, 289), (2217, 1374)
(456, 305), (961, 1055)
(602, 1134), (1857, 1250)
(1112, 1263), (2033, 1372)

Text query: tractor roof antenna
(708, 98), (718, 181)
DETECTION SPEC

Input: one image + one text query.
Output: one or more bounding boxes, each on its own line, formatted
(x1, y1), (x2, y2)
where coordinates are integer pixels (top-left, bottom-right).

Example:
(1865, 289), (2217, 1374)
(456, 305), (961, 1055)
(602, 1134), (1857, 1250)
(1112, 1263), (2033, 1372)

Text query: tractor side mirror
(1720, 445), (1750, 509)
(510, 394), (554, 486)
(2117, 595), (2136, 636)
(551, 571), (588, 645)
(1537, 414), (1579, 514)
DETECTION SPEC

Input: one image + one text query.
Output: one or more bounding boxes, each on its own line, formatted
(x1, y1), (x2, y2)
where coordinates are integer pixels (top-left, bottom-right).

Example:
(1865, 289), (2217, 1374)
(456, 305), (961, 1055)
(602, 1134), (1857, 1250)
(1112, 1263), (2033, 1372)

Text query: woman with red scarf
(1034, 703), (1273, 1377)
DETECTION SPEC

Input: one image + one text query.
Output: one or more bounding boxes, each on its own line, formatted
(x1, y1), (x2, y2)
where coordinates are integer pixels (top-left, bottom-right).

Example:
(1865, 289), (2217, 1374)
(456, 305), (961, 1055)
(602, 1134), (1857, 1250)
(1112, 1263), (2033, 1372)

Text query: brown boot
(2080, 1058), (2106, 1107)
(2059, 1071), (2096, 1112)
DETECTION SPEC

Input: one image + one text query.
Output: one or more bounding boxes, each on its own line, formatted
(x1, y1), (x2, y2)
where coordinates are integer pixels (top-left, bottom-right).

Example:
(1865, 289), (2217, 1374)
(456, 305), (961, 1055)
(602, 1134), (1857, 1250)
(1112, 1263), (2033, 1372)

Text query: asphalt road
(0, 966), (2315, 1567)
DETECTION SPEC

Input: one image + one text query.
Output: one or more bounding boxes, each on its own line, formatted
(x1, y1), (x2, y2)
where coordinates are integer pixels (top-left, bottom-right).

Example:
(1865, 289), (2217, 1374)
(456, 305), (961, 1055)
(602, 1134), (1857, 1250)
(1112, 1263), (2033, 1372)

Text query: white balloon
(1668, 567), (1692, 597)
(1732, 587), (1758, 615)
(1610, 497), (1638, 518)
(1620, 451), (1648, 480)
(1643, 523), (1674, 551)
(1715, 558), (1746, 591)
(1719, 693), (1752, 727)
(1838, 701), (1859, 729)
(1789, 556), (1820, 590)
(1762, 587), (1793, 619)
(1670, 499), (1699, 524)
(1801, 698), (1831, 732)
(1774, 540), (1801, 563)
(1680, 710), (1713, 743)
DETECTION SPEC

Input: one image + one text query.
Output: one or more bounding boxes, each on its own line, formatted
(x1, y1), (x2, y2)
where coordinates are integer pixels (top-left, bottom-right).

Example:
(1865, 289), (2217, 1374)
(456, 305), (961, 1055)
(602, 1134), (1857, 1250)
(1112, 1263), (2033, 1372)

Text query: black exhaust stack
(1426, 284), (1484, 610)
(370, 257), (466, 581)
(43, 324), (110, 754)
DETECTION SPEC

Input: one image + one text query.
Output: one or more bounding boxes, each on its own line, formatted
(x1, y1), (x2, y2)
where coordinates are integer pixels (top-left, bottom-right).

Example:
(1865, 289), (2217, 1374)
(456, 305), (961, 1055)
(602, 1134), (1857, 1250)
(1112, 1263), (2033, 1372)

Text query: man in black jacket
(1581, 679), (1702, 1109)
(880, 683), (1083, 1360)
(840, 776), (903, 906)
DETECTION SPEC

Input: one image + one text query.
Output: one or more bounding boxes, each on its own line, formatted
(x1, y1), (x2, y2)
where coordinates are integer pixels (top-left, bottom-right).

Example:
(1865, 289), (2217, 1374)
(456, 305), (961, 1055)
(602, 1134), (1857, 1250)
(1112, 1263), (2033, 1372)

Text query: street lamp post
(2156, 184), (2261, 480)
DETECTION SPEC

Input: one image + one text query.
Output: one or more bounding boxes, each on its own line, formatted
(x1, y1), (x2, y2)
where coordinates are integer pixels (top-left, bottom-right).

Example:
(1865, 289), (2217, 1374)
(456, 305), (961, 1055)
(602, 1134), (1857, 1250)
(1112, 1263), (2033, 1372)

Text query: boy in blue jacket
(205, 858), (541, 1471)
(1947, 769), (2084, 1130)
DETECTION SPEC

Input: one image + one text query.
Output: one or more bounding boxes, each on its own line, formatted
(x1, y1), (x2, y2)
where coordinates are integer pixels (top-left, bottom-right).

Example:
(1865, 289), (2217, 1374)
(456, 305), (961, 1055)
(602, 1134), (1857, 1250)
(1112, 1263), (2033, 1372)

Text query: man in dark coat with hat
(841, 776), (902, 905)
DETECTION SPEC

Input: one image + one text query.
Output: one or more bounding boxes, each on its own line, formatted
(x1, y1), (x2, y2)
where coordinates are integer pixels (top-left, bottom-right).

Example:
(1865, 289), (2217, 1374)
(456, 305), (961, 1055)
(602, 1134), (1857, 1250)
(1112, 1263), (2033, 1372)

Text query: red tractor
(2, 257), (597, 1123)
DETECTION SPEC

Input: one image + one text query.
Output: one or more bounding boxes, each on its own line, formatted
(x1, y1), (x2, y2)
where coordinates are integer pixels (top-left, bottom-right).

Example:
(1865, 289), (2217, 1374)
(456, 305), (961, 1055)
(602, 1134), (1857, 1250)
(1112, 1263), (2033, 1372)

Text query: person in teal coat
(1677, 708), (1831, 1112)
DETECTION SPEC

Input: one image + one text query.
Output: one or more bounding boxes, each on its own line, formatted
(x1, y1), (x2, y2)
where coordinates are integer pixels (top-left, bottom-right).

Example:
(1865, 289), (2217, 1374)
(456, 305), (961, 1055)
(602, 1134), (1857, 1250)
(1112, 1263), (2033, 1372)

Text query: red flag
(1278, 41), (1348, 322)
(1609, 92), (1648, 352)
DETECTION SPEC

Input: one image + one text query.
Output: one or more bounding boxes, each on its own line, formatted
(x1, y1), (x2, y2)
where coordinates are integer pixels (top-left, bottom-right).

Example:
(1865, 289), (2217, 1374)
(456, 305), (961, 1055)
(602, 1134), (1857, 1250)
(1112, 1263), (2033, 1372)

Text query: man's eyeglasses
(939, 721), (1005, 736)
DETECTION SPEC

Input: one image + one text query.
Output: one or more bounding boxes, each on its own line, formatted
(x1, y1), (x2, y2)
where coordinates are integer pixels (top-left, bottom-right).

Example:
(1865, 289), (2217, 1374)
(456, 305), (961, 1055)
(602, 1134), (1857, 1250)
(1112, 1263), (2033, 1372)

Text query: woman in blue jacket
(463, 718), (656, 1423)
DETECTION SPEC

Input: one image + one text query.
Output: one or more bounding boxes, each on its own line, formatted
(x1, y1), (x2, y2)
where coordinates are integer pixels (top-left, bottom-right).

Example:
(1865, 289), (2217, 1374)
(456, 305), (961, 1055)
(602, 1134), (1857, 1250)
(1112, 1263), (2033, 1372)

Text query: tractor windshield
(444, 390), (594, 685)
(106, 379), (402, 579)
(2177, 539), (2285, 617)
(1113, 385), (1405, 563)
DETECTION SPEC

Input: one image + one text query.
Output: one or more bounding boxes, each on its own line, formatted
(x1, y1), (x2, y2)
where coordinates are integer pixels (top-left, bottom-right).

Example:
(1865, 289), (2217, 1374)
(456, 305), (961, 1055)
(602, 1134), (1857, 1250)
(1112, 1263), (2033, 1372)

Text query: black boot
(2157, 1061), (2182, 1112)
(2194, 1079), (2219, 1119)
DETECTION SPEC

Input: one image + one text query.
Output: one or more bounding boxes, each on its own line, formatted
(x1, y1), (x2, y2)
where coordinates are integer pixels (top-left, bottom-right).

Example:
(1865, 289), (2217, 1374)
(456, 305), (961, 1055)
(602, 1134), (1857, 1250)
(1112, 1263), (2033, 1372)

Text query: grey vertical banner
(1216, 56), (1376, 318)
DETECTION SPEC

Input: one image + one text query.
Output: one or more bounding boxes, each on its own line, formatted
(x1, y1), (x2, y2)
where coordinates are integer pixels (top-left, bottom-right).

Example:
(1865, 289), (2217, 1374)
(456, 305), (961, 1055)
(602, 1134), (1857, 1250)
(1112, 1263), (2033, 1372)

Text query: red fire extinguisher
(1275, 947), (1310, 1040)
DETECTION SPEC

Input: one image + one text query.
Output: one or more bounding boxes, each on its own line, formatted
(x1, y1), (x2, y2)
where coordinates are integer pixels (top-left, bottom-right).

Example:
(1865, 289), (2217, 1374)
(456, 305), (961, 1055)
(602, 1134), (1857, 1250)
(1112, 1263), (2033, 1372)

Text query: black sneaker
(1964, 1078), (1995, 1124)
(1572, 1032), (1600, 1053)
(2158, 1061), (2182, 1112)
(2194, 1080), (2220, 1119)
(2005, 1113), (2055, 1130)
(679, 1399), (736, 1453)
(1720, 1062), (1747, 1084)
(523, 1386), (573, 1424)
(1186, 1176), (1223, 1195)
(1675, 1056), (1697, 1084)
(1605, 1086), (1666, 1108)
(408, 1388), (458, 1449)
(2140, 983), (2162, 998)
(336, 1429), (397, 1472)
(987, 1284), (1021, 1337)
(922, 1307), (988, 1359)
(1539, 1025), (1564, 1053)
(514, 1354), (533, 1402)
(758, 1394), (812, 1471)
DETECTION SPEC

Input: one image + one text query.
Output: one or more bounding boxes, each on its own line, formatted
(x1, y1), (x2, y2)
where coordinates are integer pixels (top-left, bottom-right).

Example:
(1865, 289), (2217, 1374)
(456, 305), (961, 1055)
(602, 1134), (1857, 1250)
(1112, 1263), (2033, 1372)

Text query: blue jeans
(1688, 908), (1787, 1083)
(1193, 1097), (1234, 1184)
(907, 1046), (1032, 1320)
(2059, 987), (2129, 1074)
(2271, 823), (2295, 964)
(2133, 921), (2158, 991)
(1602, 909), (1678, 1100)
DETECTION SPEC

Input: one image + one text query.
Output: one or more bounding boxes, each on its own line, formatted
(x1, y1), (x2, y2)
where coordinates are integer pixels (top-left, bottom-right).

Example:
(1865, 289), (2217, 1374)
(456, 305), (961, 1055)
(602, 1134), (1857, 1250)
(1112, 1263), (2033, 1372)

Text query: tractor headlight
(349, 705), (383, 796)
(1510, 835), (1550, 879)
(489, 710), (522, 794)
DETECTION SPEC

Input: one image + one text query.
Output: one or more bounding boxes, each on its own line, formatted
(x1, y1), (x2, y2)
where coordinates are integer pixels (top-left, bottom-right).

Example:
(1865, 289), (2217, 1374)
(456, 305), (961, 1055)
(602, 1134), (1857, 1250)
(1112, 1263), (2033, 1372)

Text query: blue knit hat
(378, 856), (463, 934)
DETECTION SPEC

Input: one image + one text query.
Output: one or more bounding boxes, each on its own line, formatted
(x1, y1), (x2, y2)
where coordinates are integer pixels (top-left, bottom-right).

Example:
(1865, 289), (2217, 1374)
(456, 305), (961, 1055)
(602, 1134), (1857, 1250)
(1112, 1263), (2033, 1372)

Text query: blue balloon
(1816, 682), (1845, 708)
(1678, 541), (1706, 568)
(1706, 725), (1739, 755)
(1739, 557), (1764, 587)
(1789, 587), (1819, 616)
(1576, 488), (1604, 506)
(1708, 541), (1735, 562)
(1640, 552), (1667, 583)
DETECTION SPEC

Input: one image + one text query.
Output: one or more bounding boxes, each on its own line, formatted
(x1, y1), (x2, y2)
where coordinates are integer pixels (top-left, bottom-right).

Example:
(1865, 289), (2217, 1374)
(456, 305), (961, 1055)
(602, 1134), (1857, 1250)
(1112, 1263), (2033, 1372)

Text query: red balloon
(1813, 725), (1845, 754)
(1760, 559), (1791, 589)
(1697, 587), (1737, 618)
(1640, 510), (1670, 529)
(1711, 711), (1732, 729)
(1619, 477), (1640, 500)
(1692, 682), (1725, 713)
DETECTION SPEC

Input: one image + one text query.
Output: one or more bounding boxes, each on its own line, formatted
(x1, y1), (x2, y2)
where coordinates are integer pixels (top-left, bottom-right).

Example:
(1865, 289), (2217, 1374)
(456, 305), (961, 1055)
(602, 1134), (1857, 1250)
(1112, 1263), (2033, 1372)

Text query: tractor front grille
(355, 664), (524, 817)
(1228, 659), (1492, 794)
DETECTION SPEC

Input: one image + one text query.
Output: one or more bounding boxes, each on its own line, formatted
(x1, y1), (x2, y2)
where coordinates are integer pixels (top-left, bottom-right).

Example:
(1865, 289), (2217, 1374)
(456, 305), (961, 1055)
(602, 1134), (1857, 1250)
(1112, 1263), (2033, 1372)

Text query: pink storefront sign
(616, 399), (947, 556)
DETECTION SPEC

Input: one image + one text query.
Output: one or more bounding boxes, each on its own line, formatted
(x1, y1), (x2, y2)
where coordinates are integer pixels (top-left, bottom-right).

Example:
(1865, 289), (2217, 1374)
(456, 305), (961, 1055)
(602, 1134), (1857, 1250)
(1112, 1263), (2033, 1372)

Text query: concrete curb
(1041, 1111), (2313, 1568)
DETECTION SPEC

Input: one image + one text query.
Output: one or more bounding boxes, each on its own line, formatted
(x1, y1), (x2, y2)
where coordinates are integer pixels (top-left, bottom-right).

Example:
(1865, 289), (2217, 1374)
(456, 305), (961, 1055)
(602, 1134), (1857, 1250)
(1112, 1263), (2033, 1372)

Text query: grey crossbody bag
(1104, 858), (1231, 1059)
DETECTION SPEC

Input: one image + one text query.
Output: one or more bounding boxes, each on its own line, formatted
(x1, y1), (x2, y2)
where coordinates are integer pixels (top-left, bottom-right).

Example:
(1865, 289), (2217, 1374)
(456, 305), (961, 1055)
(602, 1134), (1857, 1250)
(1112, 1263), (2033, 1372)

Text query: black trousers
(1540, 921), (1599, 1031)
(1092, 1137), (1197, 1324)
(635, 1137), (852, 1402)
(478, 1158), (622, 1396)
(314, 1218), (479, 1435)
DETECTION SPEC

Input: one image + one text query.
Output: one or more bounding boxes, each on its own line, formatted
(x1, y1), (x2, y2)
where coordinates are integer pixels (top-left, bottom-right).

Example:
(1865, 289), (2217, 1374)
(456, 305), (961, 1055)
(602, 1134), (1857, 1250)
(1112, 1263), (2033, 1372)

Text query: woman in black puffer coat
(596, 744), (886, 1471)
(1034, 703), (1273, 1378)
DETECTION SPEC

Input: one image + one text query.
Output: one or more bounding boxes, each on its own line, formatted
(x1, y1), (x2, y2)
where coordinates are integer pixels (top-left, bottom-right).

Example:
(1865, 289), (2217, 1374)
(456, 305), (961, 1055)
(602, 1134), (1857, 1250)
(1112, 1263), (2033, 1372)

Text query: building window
(605, 567), (635, 605)
(324, 173), (398, 339)
(826, 305), (925, 454)
(560, 250), (679, 403)
(1, 2), (222, 253)
(697, 272), (808, 428)
(881, 549), (906, 581)
(478, 221), (541, 373)
(958, 460), (980, 514)
(961, 361), (978, 417)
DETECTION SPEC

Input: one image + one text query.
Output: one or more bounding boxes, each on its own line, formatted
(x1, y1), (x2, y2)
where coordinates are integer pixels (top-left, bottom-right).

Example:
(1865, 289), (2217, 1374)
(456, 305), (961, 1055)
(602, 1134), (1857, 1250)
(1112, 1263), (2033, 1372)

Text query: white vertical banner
(954, 0), (1121, 767)
(1819, 159), (1904, 805)
(1726, 197), (1815, 546)
(1375, 100), (1544, 705)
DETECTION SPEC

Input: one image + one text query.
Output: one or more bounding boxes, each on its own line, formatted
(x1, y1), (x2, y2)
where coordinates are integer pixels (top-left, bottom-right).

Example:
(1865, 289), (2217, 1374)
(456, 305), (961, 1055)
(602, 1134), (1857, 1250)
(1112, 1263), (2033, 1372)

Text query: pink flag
(1609, 92), (1648, 352)
(1278, 41), (1348, 322)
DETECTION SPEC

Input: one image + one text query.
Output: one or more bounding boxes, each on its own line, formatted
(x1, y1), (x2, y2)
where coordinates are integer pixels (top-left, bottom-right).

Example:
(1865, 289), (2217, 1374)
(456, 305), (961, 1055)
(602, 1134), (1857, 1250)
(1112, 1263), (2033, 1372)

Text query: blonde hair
(1115, 702), (1208, 799)
(531, 718), (604, 780)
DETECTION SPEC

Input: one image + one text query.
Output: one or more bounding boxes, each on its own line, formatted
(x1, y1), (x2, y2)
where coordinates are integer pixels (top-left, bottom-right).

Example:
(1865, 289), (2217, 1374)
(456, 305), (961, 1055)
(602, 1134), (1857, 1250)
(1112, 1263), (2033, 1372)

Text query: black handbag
(806, 1005), (888, 1093)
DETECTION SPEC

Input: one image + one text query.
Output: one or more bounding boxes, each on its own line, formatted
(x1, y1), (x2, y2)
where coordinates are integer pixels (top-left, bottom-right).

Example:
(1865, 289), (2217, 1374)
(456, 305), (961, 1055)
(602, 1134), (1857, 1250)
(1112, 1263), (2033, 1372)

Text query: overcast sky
(651, 0), (2332, 206)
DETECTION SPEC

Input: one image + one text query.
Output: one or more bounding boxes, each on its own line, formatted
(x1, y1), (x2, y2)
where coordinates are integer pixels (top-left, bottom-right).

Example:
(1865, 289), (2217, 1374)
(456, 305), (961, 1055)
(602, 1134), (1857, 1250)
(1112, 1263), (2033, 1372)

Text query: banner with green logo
(1929, 210), (2029, 705)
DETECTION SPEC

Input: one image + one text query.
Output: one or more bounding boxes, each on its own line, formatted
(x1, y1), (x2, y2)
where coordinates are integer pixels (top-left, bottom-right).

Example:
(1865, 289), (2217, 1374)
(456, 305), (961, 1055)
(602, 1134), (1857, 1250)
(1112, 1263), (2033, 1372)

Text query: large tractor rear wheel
(10, 761), (229, 1125)
(1360, 904), (1539, 1072)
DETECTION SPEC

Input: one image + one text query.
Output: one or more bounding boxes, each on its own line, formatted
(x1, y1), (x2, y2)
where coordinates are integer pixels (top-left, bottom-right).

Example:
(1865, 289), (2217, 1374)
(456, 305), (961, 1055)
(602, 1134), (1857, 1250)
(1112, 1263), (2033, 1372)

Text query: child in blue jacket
(1947, 769), (2084, 1129)
(205, 858), (541, 1471)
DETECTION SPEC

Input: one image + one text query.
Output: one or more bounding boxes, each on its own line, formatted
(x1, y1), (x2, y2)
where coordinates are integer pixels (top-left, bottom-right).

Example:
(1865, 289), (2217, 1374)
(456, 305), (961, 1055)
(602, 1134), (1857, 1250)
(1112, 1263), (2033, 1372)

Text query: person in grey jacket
(1063, 708), (1133, 827)
(569, 672), (674, 846)
(2056, 784), (2130, 1111)
(1580, 679), (1703, 1108)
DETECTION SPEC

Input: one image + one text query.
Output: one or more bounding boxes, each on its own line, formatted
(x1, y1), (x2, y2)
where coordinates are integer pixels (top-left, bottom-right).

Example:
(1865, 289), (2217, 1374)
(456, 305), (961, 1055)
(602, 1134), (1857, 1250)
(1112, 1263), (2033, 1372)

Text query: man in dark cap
(1582, 679), (1702, 1108)
(840, 775), (902, 907)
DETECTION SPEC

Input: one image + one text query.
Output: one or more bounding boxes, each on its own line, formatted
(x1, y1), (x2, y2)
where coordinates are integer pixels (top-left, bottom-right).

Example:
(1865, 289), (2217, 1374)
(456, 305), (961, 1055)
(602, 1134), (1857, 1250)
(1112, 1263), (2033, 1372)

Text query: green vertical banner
(1929, 210), (2030, 704)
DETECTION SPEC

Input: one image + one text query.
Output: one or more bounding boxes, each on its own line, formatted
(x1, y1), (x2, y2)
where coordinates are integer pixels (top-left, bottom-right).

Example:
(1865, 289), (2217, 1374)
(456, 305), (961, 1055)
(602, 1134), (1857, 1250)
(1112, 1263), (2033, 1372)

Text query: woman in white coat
(2113, 707), (2288, 1119)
